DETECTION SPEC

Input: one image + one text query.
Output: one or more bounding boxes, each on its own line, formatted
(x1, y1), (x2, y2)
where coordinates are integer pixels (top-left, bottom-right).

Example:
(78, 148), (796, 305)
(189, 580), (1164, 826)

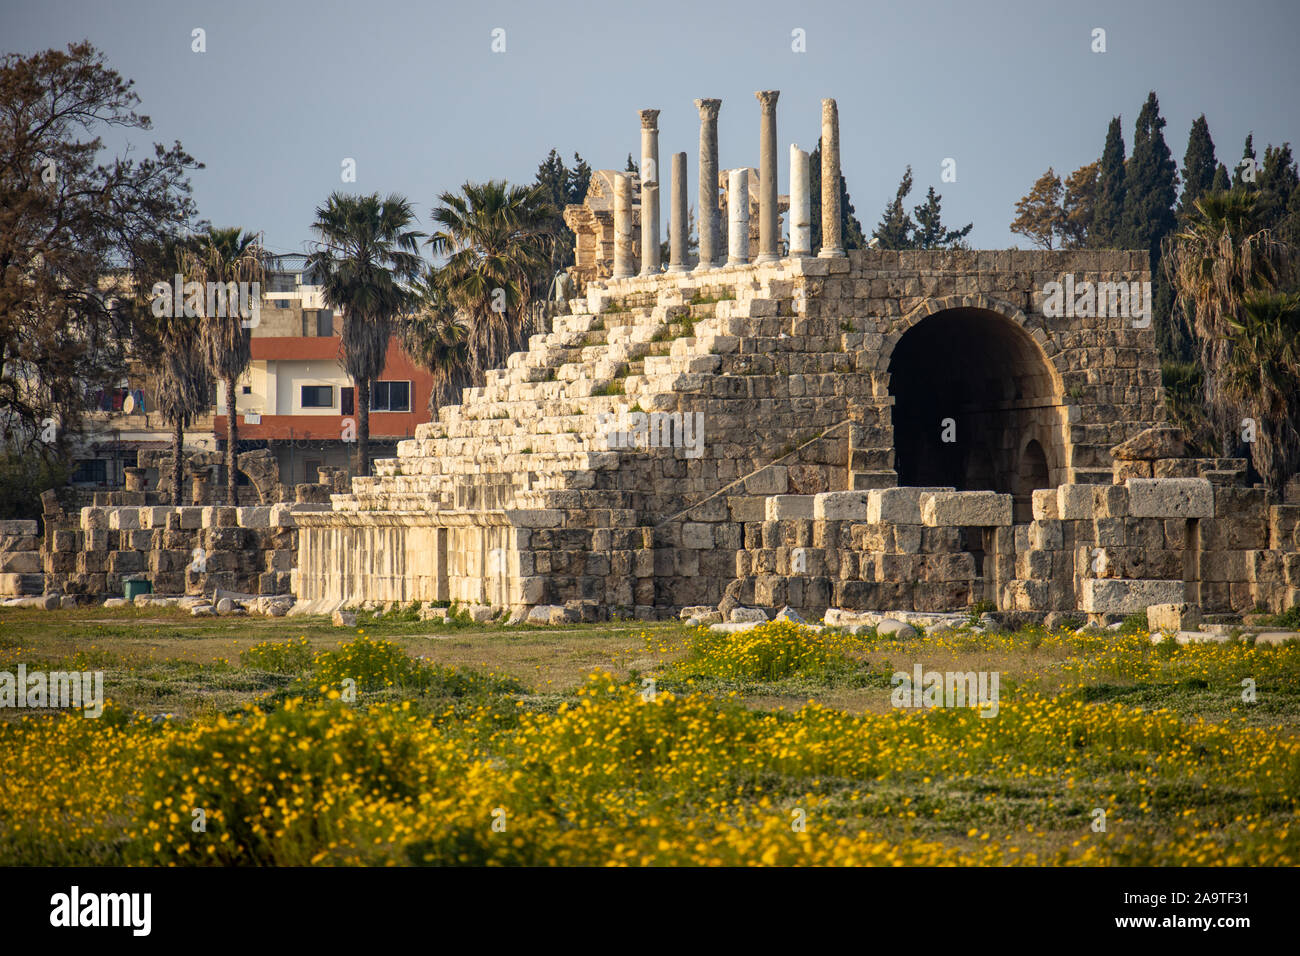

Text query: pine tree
(1178, 115), (1217, 218)
(1010, 168), (1064, 249)
(912, 185), (972, 249)
(625, 153), (638, 174)
(566, 152), (592, 205)
(873, 166), (916, 249)
(1090, 117), (1127, 248)
(1256, 143), (1299, 229)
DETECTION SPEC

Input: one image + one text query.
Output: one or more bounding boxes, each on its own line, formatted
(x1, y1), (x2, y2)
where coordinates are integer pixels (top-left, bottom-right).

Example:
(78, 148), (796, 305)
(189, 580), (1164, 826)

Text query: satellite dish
(123, 393), (136, 414)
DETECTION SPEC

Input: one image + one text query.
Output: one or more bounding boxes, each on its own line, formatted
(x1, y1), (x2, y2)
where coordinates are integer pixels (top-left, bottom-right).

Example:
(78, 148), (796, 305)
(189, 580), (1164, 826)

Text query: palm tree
(146, 237), (210, 505)
(306, 193), (424, 477)
(400, 268), (472, 415)
(1223, 291), (1300, 494)
(1163, 191), (1288, 453)
(427, 181), (553, 379)
(187, 228), (269, 505)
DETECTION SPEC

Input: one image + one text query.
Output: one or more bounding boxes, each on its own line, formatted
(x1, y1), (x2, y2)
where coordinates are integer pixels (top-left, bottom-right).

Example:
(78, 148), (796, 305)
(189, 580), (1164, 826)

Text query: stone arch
(882, 300), (1070, 496)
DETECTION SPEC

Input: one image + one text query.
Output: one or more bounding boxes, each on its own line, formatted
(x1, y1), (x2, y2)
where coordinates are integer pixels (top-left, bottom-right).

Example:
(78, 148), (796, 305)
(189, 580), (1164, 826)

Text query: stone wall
(41, 503), (316, 602)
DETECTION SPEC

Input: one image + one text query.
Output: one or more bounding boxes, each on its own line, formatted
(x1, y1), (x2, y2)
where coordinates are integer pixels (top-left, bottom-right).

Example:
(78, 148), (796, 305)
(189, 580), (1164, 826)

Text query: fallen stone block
(332, 609), (358, 627)
(1254, 631), (1300, 646)
(774, 606), (805, 624)
(708, 621), (762, 634)
(730, 606), (769, 624)
(680, 605), (715, 620)
(1111, 425), (1186, 461)
(875, 618), (918, 639)
(1147, 602), (1201, 632)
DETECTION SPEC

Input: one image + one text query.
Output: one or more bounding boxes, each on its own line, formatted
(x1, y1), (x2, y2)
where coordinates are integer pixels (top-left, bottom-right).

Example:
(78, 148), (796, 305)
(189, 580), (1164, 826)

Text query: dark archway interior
(888, 309), (1062, 507)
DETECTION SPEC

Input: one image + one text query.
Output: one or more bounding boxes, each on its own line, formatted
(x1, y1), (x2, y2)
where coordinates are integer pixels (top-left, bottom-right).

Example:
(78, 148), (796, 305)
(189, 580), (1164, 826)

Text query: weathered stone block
(1147, 602), (1200, 632)
(1080, 578), (1185, 614)
(920, 491), (1012, 527)
(765, 495), (815, 520)
(1125, 478), (1213, 519)
(867, 486), (951, 524)
(813, 491), (869, 520)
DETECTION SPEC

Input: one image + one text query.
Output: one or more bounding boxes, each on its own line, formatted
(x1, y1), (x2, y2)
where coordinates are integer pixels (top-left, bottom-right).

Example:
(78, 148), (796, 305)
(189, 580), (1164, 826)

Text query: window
(242, 385), (252, 395)
(317, 309), (333, 336)
(301, 385), (334, 408)
(341, 387), (355, 416)
(71, 459), (107, 484)
(372, 380), (411, 412)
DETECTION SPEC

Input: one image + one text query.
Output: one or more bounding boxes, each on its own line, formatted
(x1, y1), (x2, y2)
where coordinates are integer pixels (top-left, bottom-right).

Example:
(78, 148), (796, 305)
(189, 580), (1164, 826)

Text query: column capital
(694, 98), (721, 119)
(638, 108), (660, 130)
(754, 90), (780, 111)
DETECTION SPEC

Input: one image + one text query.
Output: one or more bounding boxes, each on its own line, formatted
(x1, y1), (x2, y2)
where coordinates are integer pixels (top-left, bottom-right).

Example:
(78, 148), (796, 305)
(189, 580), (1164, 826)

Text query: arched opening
(1015, 439), (1050, 523)
(887, 307), (1065, 500)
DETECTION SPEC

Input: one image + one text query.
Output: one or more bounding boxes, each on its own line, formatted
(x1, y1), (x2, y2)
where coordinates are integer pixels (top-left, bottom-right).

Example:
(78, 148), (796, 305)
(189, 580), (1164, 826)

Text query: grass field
(1, 606), (1297, 865)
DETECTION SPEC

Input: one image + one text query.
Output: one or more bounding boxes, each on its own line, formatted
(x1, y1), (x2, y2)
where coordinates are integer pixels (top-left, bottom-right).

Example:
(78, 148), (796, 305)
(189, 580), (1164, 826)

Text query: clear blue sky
(4, 0), (1298, 255)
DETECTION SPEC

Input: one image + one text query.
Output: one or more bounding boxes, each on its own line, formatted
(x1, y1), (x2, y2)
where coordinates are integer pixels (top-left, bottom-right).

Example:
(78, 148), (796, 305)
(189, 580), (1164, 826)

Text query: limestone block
(1032, 489), (1059, 521)
(0, 520), (37, 535)
(920, 491), (1012, 527)
(0, 551), (41, 573)
(1147, 602), (1201, 632)
(743, 466), (788, 496)
(730, 606), (768, 623)
(108, 508), (141, 531)
(238, 507), (272, 529)
(1080, 578), (1185, 614)
(867, 486), (951, 524)
(813, 491), (869, 520)
(766, 495), (815, 520)
(680, 522), (714, 549)
(1125, 478), (1213, 519)
(1029, 520), (1064, 551)
(1057, 485), (1095, 520)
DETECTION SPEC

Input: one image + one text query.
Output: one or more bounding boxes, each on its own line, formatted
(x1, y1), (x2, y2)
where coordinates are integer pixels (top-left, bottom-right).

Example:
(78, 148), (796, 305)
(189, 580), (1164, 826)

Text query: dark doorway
(888, 308), (1065, 498)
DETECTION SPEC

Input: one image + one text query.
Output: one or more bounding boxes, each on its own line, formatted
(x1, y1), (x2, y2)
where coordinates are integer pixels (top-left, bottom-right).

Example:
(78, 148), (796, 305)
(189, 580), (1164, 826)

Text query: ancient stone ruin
(7, 93), (1299, 626)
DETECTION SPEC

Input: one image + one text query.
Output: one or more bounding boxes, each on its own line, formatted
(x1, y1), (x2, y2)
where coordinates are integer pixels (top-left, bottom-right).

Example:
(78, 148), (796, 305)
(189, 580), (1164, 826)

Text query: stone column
(789, 144), (811, 257)
(668, 151), (689, 272)
(694, 98), (722, 271)
(639, 109), (661, 275)
(612, 172), (635, 279)
(727, 169), (750, 266)
(755, 90), (780, 263)
(819, 98), (845, 258)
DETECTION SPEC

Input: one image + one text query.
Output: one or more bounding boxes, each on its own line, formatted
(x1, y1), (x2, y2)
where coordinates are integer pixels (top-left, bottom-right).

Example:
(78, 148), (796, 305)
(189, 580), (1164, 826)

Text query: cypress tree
(1232, 134), (1257, 189)
(1210, 162), (1230, 193)
(1122, 93), (1180, 364)
(808, 139), (867, 250)
(1090, 117), (1127, 247)
(1178, 115), (1217, 218)
(1122, 92), (1179, 255)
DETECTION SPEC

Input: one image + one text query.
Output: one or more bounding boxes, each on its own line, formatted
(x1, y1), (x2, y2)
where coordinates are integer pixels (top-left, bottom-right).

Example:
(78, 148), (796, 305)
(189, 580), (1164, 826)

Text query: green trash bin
(124, 576), (152, 601)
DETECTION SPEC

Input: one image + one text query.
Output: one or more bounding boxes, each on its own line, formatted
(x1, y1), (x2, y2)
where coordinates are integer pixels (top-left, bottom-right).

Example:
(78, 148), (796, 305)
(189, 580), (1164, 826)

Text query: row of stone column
(612, 94), (844, 278)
